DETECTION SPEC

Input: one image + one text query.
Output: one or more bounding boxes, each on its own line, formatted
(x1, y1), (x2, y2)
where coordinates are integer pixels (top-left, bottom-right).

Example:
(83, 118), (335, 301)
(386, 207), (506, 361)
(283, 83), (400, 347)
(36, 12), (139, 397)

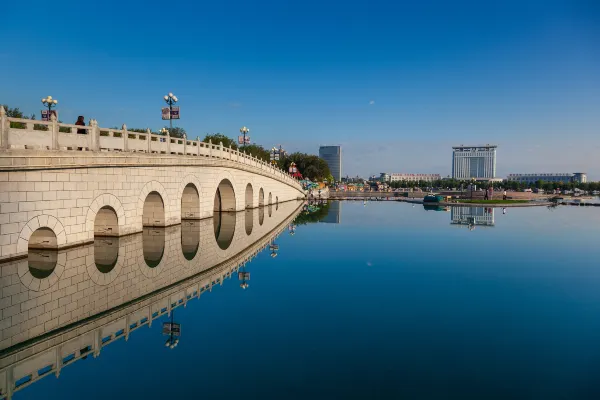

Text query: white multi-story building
(507, 172), (587, 184)
(452, 145), (497, 180)
(380, 173), (441, 182)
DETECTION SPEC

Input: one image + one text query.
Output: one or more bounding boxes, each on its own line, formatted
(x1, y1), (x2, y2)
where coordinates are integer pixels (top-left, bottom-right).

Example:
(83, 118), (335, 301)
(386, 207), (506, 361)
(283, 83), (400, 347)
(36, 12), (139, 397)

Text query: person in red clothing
(75, 116), (86, 134)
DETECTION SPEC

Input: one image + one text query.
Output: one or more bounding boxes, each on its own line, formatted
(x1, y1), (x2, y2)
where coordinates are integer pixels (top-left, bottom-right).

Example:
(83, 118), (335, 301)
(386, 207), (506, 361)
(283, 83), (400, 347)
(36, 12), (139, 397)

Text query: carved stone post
(183, 133), (187, 155)
(0, 106), (7, 150)
(146, 128), (152, 153)
(166, 132), (171, 154)
(90, 119), (99, 151)
(208, 139), (212, 157)
(219, 141), (224, 159)
(122, 124), (128, 152)
(50, 113), (59, 150)
(228, 144), (232, 160)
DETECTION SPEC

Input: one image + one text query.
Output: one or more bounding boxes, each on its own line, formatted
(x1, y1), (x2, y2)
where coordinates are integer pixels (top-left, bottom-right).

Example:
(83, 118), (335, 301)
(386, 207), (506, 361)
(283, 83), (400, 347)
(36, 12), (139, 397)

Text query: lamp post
(271, 147), (278, 166)
(239, 126), (249, 151)
(41, 95), (58, 120)
(163, 92), (178, 134)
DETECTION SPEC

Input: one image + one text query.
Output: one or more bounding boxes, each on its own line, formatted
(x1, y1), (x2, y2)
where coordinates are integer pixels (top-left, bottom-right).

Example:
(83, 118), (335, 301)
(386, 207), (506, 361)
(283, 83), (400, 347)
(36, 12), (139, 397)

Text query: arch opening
(213, 212), (236, 250)
(143, 191), (165, 227)
(214, 179), (236, 213)
(245, 209), (253, 235)
(28, 228), (58, 279)
(95, 206), (119, 237)
(245, 183), (254, 209)
(181, 183), (200, 220)
(276, 196), (279, 210)
(143, 227), (165, 267)
(258, 188), (265, 207)
(268, 192), (272, 205)
(94, 238), (119, 273)
(181, 220), (200, 260)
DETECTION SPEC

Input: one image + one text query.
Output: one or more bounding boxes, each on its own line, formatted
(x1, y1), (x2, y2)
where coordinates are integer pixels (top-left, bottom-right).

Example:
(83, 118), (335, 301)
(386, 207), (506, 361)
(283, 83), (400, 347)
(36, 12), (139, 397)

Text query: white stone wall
(0, 201), (302, 353)
(0, 151), (305, 260)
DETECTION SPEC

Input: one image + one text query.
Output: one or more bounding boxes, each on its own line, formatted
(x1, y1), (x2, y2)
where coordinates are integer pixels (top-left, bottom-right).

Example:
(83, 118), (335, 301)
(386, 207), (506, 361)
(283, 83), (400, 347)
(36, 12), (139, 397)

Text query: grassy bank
(455, 199), (529, 204)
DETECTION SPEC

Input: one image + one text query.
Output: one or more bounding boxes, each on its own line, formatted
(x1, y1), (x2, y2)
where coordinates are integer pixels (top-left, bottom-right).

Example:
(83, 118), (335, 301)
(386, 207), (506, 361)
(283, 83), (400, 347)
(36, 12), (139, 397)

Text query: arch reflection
(181, 221), (200, 260)
(245, 209), (253, 235)
(28, 250), (58, 279)
(94, 238), (120, 273)
(213, 212), (236, 250)
(259, 205), (265, 225)
(143, 227), (166, 267)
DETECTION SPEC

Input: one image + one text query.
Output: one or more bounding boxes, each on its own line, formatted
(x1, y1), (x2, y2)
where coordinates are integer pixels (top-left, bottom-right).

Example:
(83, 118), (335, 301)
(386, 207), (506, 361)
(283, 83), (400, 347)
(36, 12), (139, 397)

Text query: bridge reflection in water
(0, 200), (303, 400)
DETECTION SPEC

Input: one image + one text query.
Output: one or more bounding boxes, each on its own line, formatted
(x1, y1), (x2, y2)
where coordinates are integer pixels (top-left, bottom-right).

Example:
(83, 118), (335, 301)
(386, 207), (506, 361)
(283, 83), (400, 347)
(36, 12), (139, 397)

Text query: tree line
(385, 178), (599, 191)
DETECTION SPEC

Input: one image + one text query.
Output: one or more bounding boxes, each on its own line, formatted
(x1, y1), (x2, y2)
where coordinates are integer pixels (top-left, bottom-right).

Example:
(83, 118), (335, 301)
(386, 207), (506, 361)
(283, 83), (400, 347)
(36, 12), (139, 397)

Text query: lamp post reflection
(163, 311), (181, 349)
(270, 242), (279, 258)
(238, 265), (250, 289)
(288, 223), (296, 236)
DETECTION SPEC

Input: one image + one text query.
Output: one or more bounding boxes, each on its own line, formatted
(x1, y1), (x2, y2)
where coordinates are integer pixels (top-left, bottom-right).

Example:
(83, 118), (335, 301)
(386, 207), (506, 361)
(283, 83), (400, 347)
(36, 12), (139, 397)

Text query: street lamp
(271, 147), (278, 166)
(239, 126), (249, 150)
(41, 95), (58, 120)
(163, 92), (178, 134)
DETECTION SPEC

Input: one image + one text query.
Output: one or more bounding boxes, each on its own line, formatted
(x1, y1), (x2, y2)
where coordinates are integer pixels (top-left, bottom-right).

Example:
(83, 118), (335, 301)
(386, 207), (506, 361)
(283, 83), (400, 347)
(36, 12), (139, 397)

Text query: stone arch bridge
(0, 109), (305, 261)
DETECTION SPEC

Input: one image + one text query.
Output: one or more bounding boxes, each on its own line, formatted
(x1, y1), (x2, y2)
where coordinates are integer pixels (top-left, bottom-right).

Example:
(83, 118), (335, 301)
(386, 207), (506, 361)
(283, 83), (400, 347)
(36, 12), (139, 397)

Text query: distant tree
(203, 133), (238, 149)
(167, 126), (186, 138)
(243, 143), (270, 162)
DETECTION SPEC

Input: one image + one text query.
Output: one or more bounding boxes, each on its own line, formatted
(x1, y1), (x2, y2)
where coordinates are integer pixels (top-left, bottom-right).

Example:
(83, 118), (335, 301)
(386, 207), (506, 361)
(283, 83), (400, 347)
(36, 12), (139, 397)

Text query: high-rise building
(507, 172), (587, 184)
(319, 145), (342, 182)
(452, 145), (497, 180)
(321, 201), (341, 224)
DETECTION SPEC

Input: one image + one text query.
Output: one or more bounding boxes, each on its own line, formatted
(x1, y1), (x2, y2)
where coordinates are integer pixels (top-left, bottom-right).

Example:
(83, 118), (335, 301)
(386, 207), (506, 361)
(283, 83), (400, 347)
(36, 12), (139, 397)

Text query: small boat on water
(423, 194), (444, 203)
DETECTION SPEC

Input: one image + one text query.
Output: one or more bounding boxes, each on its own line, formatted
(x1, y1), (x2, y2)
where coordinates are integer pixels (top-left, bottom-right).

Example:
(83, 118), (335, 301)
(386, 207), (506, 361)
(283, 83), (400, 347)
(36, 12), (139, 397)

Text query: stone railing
(0, 106), (301, 190)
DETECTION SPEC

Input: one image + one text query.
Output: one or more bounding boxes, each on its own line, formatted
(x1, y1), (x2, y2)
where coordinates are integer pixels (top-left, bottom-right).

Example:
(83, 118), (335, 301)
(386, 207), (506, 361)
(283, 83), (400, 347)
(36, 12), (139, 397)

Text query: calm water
(5, 201), (600, 399)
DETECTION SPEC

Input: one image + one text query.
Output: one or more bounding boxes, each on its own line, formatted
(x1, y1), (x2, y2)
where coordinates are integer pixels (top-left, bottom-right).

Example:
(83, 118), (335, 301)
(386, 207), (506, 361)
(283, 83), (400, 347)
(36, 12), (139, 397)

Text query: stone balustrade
(0, 106), (299, 190)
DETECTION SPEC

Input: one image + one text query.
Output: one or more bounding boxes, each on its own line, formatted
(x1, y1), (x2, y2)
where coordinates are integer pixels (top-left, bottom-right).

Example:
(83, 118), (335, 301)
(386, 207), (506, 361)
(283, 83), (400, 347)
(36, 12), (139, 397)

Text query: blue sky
(2, 0), (599, 178)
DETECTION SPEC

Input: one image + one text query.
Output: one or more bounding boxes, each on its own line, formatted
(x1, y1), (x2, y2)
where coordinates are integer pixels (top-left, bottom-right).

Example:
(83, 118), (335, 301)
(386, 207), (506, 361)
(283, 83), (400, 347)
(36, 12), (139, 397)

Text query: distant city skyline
(3, 1), (599, 179)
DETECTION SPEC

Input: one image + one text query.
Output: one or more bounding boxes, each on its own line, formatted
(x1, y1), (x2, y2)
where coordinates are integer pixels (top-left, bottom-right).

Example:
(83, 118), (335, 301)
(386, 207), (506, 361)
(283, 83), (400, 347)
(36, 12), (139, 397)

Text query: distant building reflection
(450, 207), (495, 229)
(320, 201), (341, 224)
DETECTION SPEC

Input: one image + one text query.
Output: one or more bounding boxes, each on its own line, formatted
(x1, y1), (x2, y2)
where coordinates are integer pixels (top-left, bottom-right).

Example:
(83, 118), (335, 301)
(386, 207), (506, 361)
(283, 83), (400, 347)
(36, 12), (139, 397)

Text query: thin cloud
(369, 100), (375, 105)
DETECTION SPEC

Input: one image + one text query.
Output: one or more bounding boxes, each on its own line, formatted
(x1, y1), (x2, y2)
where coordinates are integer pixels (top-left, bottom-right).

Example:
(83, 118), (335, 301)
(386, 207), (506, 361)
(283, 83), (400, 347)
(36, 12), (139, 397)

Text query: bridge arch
(214, 179), (236, 213)
(268, 192), (272, 205)
(258, 188), (265, 207)
(276, 196), (279, 210)
(177, 174), (202, 220)
(86, 194), (126, 240)
(17, 215), (67, 254)
(137, 181), (170, 228)
(245, 183), (254, 209)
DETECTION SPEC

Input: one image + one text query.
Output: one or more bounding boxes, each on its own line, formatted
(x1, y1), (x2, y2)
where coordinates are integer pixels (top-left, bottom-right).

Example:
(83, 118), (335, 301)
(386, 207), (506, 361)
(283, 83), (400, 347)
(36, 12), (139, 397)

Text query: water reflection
(143, 227), (166, 267)
(28, 249), (58, 279)
(450, 206), (495, 228)
(245, 209), (253, 235)
(181, 220), (200, 260)
(259, 206), (265, 225)
(321, 201), (341, 223)
(94, 238), (119, 273)
(0, 201), (303, 398)
(213, 212), (236, 250)
(268, 204), (273, 217)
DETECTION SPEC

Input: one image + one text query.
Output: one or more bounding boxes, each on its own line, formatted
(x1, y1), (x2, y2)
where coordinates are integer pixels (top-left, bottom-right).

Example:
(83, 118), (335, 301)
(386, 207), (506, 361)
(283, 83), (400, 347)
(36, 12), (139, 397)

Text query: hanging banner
(238, 135), (251, 144)
(161, 107), (170, 120)
(170, 106), (180, 119)
(41, 110), (58, 121)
